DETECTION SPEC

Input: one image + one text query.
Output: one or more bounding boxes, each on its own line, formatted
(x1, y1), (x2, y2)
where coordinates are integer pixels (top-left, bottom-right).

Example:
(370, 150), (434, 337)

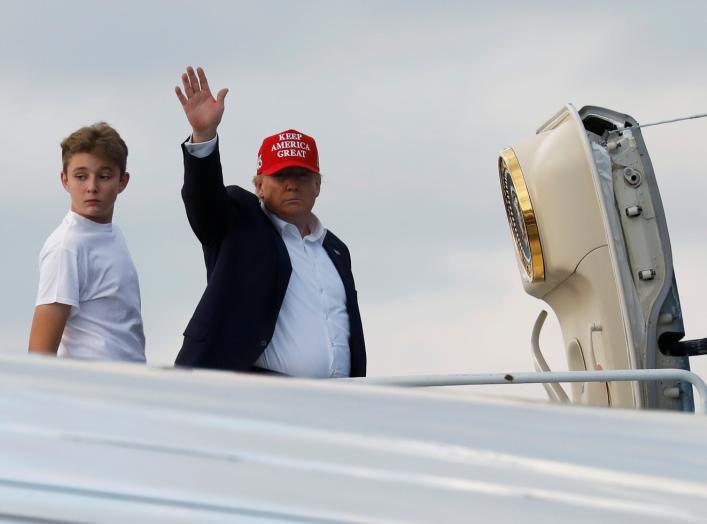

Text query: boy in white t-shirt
(28, 123), (146, 362)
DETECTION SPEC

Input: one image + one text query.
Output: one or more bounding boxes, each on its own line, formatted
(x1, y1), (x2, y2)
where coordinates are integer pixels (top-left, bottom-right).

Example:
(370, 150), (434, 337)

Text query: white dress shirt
(185, 136), (351, 377)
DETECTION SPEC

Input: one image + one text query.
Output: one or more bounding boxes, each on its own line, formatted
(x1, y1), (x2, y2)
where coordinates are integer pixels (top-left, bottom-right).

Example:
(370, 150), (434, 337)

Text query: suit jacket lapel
(260, 208), (292, 295)
(323, 233), (354, 292)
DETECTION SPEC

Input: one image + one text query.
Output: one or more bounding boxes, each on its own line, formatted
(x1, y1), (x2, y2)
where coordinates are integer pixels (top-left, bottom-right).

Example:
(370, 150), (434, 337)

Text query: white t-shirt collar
(66, 211), (113, 232)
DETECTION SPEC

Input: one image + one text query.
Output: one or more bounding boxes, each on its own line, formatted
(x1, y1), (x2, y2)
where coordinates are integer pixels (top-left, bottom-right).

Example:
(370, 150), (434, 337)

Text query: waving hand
(175, 66), (229, 143)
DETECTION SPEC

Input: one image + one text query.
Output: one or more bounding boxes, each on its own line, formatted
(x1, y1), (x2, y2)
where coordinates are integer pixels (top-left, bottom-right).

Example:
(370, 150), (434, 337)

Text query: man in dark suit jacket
(173, 66), (365, 377)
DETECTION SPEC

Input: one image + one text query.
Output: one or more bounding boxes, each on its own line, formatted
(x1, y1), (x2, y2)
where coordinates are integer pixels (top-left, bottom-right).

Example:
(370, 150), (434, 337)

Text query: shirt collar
(260, 202), (326, 243)
(66, 210), (113, 232)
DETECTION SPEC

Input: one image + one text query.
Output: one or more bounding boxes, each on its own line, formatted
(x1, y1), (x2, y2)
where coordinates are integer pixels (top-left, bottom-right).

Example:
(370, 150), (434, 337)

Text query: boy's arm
(28, 303), (71, 354)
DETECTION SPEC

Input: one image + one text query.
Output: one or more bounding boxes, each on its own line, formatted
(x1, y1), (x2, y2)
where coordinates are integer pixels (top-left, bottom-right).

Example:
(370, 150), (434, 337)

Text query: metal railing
(340, 369), (707, 415)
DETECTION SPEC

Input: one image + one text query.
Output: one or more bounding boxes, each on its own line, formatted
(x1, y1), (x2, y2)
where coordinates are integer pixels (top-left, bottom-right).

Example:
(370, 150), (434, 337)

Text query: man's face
(61, 152), (129, 224)
(256, 166), (320, 225)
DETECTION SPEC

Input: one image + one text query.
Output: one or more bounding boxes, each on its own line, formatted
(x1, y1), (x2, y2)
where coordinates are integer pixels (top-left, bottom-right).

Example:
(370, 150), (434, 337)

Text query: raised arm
(175, 67), (233, 245)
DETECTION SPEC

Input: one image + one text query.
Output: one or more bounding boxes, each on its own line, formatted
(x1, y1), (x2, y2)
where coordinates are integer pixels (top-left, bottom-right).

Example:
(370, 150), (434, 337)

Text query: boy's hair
(61, 122), (128, 173)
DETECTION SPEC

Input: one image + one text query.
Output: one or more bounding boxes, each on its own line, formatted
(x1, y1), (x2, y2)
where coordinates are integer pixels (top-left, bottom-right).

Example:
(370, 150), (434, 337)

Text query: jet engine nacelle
(499, 104), (692, 411)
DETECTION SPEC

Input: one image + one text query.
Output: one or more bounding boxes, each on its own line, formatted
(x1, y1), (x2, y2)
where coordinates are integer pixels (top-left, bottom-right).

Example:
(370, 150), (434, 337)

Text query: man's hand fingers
(196, 67), (211, 96)
(175, 86), (188, 107)
(216, 88), (229, 105)
(187, 66), (201, 94)
(181, 72), (194, 98)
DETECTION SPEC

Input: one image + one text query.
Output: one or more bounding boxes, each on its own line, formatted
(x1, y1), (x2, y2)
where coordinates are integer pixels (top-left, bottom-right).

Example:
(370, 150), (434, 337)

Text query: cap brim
(260, 159), (320, 176)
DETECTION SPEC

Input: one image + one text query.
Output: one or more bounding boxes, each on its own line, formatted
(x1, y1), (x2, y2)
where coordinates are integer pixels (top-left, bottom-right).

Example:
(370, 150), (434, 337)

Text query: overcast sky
(1, 0), (706, 398)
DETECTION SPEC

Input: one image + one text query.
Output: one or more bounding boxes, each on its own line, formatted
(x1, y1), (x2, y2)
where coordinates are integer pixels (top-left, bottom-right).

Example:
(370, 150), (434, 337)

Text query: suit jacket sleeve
(181, 139), (238, 247)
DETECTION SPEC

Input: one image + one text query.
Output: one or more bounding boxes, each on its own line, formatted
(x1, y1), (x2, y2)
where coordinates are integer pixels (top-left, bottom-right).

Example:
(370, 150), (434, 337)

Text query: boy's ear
(60, 171), (69, 191)
(118, 172), (130, 193)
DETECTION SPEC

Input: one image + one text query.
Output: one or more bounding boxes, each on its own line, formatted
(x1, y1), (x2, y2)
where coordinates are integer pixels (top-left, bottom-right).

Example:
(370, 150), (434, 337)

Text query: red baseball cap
(256, 129), (320, 176)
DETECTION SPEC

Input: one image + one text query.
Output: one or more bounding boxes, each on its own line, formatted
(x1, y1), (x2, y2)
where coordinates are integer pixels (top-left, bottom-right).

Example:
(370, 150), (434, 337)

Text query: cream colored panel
(510, 109), (607, 299)
(544, 246), (636, 408)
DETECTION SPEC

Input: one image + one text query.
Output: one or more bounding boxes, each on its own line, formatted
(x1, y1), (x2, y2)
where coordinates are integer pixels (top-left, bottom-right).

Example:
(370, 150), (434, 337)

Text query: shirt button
(319, 288), (324, 294)
(259, 339), (268, 347)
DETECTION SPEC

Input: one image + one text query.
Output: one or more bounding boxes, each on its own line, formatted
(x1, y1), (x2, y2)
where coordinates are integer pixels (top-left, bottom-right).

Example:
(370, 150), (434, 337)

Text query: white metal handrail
(339, 369), (707, 415)
(530, 310), (570, 403)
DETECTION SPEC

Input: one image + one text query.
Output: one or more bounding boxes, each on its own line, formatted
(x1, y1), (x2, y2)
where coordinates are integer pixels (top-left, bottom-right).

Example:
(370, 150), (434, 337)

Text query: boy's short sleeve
(36, 245), (81, 308)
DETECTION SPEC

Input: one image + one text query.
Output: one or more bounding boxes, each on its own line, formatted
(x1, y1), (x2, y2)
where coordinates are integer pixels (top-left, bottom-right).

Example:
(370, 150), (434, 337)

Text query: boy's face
(61, 152), (129, 224)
